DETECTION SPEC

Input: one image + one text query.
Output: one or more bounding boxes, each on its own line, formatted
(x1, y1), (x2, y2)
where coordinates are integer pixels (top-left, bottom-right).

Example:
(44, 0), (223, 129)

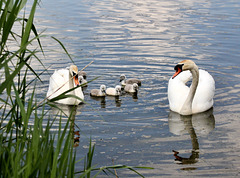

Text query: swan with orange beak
(168, 60), (215, 115)
(47, 65), (84, 105)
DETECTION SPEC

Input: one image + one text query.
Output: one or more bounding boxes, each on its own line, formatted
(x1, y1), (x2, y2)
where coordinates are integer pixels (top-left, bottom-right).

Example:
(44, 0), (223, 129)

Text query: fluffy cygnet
(106, 85), (121, 96)
(120, 74), (141, 86)
(124, 83), (138, 93)
(79, 71), (87, 79)
(79, 76), (88, 87)
(90, 85), (106, 97)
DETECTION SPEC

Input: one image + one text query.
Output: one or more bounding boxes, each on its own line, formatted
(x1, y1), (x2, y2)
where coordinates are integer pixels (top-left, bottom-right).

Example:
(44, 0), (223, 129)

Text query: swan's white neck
(180, 65), (199, 115)
(69, 72), (76, 94)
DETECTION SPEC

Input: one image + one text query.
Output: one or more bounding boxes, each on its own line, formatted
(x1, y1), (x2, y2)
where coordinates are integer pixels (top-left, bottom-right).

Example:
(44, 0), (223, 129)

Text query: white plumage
(106, 85), (121, 96)
(120, 74), (141, 86)
(79, 75), (88, 87)
(47, 65), (84, 105)
(168, 60), (215, 115)
(79, 71), (87, 79)
(90, 85), (106, 97)
(124, 83), (139, 93)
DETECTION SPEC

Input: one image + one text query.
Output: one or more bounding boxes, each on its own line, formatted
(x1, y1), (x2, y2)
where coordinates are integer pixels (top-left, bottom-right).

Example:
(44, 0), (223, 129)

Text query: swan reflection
(50, 104), (81, 147)
(168, 108), (215, 165)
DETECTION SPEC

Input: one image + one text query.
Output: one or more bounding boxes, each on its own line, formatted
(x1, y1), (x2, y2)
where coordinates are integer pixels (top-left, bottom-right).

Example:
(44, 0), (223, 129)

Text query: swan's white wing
(192, 69), (215, 113)
(56, 69), (70, 81)
(47, 69), (69, 99)
(168, 71), (192, 113)
(47, 68), (84, 105)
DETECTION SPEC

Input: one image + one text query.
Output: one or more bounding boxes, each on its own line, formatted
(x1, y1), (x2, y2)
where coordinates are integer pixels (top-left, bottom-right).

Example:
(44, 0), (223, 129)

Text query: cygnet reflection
(90, 96), (106, 108)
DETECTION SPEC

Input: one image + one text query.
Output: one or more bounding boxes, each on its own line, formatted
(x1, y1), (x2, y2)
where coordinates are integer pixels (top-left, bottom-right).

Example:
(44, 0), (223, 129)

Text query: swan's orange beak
(74, 75), (80, 86)
(172, 64), (183, 79)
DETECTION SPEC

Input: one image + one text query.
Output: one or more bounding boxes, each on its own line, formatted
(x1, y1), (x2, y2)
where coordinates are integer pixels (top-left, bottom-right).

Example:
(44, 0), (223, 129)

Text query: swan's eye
(72, 72), (78, 78)
(172, 64), (184, 79)
(174, 64), (183, 71)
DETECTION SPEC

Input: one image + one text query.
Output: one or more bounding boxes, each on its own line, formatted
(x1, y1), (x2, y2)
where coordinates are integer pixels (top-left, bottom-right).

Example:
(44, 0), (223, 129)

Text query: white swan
(168, 60), (215, 115)
(124, 83), (139, 93)
(106, 85), (121, 96)
(120, 74), (141, 86)
(90, 85), (106, 97)
(47, 65), (84, 105)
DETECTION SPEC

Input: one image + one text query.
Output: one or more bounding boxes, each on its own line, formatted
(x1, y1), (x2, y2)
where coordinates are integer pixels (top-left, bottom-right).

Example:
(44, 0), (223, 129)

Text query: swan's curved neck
(180, 65), (199, 115)
(69, 72), (75, 92)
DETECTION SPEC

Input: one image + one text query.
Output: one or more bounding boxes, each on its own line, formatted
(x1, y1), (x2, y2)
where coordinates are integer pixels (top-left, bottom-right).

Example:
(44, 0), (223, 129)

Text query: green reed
(0, 0), (152, 177)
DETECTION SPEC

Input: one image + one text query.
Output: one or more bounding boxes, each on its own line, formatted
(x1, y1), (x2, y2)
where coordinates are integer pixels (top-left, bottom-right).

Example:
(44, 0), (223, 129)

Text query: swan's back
(47, 69), (70, 99)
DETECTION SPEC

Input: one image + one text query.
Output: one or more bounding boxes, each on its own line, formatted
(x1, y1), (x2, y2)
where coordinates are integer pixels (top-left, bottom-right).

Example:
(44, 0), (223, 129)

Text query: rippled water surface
(33, 0), (240, 177)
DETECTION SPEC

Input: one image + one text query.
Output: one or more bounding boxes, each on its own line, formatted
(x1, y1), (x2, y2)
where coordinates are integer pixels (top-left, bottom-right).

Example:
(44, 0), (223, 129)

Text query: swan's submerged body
(47, 66), (84, 105)
(168, 60), (215, 115)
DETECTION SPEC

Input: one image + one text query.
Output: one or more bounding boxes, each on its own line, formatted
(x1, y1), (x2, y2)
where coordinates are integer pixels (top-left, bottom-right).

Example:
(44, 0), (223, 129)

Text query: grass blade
(51, 36), (74, 63)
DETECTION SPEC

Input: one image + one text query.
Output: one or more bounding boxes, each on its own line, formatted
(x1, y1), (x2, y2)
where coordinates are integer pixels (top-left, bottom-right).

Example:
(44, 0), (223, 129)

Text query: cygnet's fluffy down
(79, 71), (87, 79)
(120, 74), (141, 86)
(90, 85), (106, 97)
(106, 85), (121, 96)
(79, 76), (88, 87)
(124, 83), (138, 93)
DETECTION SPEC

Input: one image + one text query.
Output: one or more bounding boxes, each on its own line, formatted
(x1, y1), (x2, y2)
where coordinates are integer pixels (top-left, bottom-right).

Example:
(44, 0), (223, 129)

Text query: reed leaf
(20, 0), (37, 50)
(51, 36), (74, 63)
(0, 0), (19, 53)
(0, 34), (43, 94)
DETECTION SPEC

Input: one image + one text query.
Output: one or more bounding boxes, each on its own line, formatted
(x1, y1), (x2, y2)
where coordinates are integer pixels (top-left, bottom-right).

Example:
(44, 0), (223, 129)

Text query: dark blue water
(33, 0), (240, 177)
